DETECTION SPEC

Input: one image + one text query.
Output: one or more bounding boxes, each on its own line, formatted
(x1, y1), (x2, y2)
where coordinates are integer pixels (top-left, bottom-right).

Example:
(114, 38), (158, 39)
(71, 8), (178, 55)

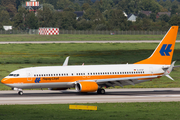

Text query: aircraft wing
(75, 75), (159, 88)
(95, 75), (159, 87)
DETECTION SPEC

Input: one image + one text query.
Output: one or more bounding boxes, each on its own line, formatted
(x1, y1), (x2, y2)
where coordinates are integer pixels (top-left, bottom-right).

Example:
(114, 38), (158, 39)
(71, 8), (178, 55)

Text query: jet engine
(75, 81), (98, 92)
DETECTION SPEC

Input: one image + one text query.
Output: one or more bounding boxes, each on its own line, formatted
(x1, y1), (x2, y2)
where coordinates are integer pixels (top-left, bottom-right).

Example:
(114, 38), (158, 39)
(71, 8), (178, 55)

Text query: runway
(0, 40), (180, 44)
(1, 88), (180, 105)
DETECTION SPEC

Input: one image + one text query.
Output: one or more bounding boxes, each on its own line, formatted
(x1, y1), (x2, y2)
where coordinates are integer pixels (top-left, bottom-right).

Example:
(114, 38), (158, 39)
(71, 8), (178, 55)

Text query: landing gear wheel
(97, 89), (105, 94)
(18, 91), (23, 95)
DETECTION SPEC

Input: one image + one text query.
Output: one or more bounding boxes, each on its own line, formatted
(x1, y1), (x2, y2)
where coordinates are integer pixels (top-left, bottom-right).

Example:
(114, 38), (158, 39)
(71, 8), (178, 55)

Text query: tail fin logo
(159, 44), (172, 56)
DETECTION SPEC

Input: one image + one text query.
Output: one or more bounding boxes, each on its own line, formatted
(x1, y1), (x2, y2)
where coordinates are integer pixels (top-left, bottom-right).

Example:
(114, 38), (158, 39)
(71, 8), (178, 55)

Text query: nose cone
(1, 78), (11, 84)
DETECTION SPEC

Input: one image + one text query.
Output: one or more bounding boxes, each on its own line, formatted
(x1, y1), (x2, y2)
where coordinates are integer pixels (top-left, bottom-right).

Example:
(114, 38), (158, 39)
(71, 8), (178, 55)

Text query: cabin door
(149, 67), (153, 75)
(27, 70), (32, 81)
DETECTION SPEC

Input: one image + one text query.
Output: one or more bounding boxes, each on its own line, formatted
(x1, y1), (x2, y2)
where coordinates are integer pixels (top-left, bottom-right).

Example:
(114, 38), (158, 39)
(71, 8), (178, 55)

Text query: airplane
(1, 26), (179, 95)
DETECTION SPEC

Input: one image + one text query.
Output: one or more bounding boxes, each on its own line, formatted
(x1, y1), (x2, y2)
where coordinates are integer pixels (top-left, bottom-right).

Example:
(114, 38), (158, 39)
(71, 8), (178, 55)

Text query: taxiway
(1, 88), (180, 104)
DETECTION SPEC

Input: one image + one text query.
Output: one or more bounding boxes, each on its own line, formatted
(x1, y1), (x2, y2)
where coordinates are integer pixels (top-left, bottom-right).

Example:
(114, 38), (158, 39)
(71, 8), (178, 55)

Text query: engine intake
(75, 81), (98, 92)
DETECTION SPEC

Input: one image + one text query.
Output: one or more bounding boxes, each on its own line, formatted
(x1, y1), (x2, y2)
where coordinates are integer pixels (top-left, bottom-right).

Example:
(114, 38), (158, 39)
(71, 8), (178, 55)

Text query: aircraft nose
(1, 78), (11, 84)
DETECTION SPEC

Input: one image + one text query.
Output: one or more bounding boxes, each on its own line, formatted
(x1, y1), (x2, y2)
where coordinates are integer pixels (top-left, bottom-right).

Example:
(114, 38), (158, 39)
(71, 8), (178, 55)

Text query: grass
(0, 43), (180, 90)
(1, 102), (180, 120)
(0, 34), (180, 41)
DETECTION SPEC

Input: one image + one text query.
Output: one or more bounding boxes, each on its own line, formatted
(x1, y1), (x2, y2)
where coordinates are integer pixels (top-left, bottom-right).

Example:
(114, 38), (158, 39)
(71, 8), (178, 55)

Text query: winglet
(135, 26), (178, 65)
(63, 56), (70, 66)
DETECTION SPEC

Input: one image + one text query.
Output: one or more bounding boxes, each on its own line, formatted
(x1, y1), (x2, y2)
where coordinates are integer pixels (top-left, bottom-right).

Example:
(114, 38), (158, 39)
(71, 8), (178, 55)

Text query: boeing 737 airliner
(1, 26), (179, 95)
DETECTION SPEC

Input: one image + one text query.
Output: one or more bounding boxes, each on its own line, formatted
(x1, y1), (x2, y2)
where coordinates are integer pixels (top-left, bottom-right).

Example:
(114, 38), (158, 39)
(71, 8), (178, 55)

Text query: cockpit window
(9, 74), (19, 77)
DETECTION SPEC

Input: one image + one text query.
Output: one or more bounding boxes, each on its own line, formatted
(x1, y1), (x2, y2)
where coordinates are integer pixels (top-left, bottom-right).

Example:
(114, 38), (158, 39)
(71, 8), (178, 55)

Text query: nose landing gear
(13, 88), (23, 95)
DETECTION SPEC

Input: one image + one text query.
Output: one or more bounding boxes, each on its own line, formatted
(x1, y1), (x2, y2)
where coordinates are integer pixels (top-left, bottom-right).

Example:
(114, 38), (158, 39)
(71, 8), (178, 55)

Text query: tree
(76, 19), (92, 30)
(83, 8), (96, 20)
(169, 15), (180, 26)
(25, 12), (38, 29)
(13, 7), (28, 30)
(74, 3), (81, 11)
(159, 0), (165, 7)
(60, 11), (77, 29)
(6, 3), (17, 18)
(108, 9), (128, 30)
(164, 0), (172, 10)
(116, 0), (140, 15)
(82, 3), (90, 11)
(140, 0), (161, 13)
(92, 10), (105, 25)
(16, 0), (25, 10)
(138, 13), (147, 19)
(150, 13), (156, 22)
(0, 10), (11, 24)
(159, 14), (170, 22)
(171, 5), (178, 15)
(95, 24), (107, 30)
(43, 3), (55, 12)
(1, 0), (16, 6)
(56, 0), (74, 10)
(37, 7), (54, 27)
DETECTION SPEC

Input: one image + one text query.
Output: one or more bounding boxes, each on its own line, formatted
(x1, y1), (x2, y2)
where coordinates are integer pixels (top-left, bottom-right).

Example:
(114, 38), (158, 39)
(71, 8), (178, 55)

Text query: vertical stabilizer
(135, 26), (178, 65)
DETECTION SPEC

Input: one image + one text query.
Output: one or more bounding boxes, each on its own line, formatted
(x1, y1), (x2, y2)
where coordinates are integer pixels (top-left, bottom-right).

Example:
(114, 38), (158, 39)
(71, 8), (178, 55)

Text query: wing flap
(96, 75), (158, 83)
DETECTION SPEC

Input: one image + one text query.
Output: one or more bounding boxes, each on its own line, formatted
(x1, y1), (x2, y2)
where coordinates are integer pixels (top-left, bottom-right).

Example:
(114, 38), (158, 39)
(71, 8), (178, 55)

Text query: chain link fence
(29, 29), (180, 35)
(1, 29), (180, 35)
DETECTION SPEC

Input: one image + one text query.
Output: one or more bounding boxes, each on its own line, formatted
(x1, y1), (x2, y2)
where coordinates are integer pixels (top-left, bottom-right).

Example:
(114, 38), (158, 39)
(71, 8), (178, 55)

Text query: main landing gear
(18, 91), (23, 95)
(97, 89), (105, 94)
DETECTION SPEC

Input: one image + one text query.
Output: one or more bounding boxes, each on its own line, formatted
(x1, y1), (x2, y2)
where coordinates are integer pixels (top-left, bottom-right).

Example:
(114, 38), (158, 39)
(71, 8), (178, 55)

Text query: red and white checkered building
(39, 28), (59, 35)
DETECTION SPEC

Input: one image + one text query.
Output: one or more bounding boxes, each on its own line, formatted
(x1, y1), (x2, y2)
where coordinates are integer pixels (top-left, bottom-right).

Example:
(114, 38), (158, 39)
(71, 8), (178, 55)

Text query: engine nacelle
(75, 81), (98, 92)
(48, 88), (68, 90)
